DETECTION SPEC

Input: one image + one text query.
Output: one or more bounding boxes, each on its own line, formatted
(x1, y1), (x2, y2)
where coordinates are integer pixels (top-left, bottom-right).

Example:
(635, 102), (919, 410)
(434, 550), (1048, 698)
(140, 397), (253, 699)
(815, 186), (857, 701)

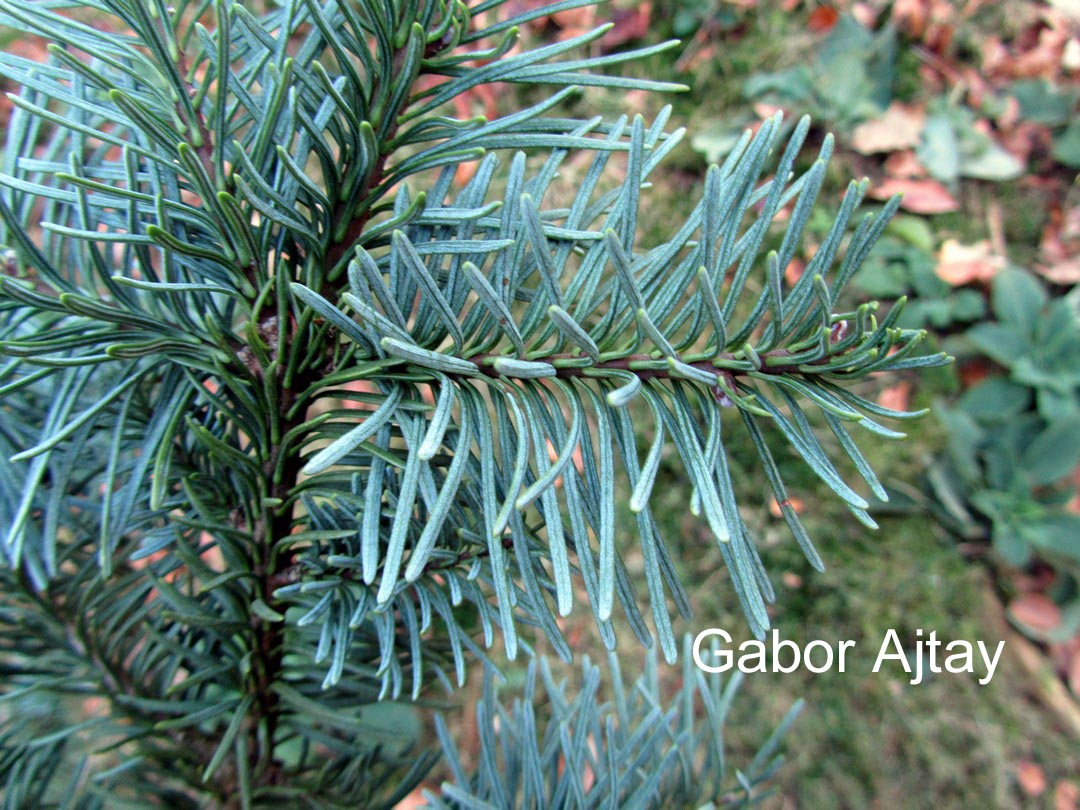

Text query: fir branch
(0, 1), (950, 805)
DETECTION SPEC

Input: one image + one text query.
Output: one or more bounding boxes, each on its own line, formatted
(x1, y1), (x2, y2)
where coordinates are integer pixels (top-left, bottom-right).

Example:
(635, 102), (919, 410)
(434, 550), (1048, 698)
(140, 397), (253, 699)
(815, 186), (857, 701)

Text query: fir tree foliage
(0, 0), (945, 806)
(431, 636), (804, 809)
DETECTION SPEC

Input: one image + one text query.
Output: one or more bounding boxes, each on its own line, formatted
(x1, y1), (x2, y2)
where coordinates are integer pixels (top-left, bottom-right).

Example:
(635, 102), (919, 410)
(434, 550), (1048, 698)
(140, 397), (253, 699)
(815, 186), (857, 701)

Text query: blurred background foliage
(1, 0), (1078, 806)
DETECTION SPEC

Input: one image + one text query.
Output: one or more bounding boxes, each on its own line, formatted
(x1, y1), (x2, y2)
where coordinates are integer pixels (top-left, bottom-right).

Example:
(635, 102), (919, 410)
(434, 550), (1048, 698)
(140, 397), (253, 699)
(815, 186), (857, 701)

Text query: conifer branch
(0, 1), (949, 805)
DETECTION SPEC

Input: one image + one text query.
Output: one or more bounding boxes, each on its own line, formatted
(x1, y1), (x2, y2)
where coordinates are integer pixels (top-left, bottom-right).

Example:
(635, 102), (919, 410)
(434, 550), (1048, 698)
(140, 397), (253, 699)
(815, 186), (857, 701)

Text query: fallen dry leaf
(753, 101), (785, 120)
(675, 42), (717, 73)
(1050, 635), (1077, 674)
(923, 0), (957, 54)
(870, 178), (958, 214)
(769, 496), (805, 518)
(602, 4), (652, 51)
(0, 36), (50, 129)
(781, 571), (803, 589)
(1011, 564), (1059, 594)
(1037, 206), (1080, 283)
(622, 89), (650, 112)
(1065, 204), (1080, 241)
(891, 0), (929, 37)
(807, 5), (839, 33)
(959, 65), (993, 110)
(785, 257), (805, 286)
(986, 585), (1080, 737)
(982, 35), (1011, 76)
(1007, 26), (1069, 78)
(549, 5), (597, 40)
(884, 150), (928, 179)
(999, 121), (1049, 168)
(1019, 760), (1048, 798)
(394, 789), (429, 810)
(890, 0), (958, 53)
(877, 381), (912, 413)
(1064, 37), (1080, 71)
(1036, 258), (1080, 284)
(81, 696), (109, 717)
(935, 239), (1006, 285)
(979, 4), (1077, 81)
(1057, 780), (1080, 810)
(1009, 593), (1063, 635)
(1049, 0), (1080, 24)
(551, 5), (594, 30)
(852, 2), (879, 28)
(851, 102), (926, 154)
(996, 95), (1023, 130)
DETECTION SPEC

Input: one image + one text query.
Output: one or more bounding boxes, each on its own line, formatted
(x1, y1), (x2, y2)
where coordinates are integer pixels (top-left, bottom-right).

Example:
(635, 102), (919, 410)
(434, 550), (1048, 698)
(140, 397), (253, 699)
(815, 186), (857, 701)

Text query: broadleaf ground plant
(921, 271), (1080, 645)
(0, 1), (947, 806)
